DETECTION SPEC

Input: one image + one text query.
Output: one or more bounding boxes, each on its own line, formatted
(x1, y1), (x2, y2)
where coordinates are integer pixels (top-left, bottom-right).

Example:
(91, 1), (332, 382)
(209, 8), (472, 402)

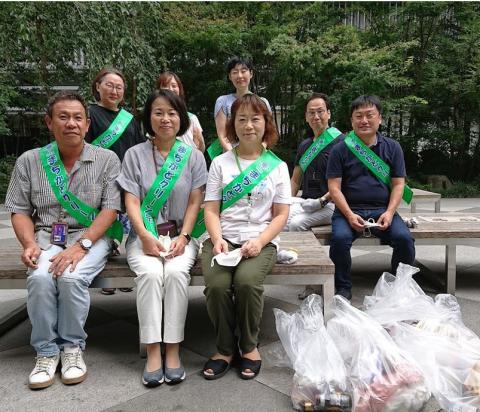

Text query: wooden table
(312, 213), (480, 295)
(410, 188), (441, 213)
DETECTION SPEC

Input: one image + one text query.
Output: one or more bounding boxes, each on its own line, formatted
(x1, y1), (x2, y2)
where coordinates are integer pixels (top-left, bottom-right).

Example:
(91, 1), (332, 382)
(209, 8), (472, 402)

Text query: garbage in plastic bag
(388, 322), (480, 411)
(364, 263), (480, 410)
(274, 294), (352, 411)
(327, 296), (431, 412)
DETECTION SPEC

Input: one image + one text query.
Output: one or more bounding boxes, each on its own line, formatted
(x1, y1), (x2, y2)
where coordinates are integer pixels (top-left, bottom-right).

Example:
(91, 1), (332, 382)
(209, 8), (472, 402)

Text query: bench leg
(445, 244), (456, 295)
(322, 277), (335, 323)
(435, 199), (441, 213)
(410, 202), (416, 213)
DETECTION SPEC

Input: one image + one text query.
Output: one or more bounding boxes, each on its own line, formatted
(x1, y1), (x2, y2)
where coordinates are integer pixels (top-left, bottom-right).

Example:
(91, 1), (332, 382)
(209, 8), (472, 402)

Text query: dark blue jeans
(329, 208), (415, 294)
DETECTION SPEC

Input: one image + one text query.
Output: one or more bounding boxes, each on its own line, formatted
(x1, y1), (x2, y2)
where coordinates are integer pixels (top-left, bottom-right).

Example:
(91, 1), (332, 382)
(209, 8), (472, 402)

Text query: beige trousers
(126, 236), (198, 344)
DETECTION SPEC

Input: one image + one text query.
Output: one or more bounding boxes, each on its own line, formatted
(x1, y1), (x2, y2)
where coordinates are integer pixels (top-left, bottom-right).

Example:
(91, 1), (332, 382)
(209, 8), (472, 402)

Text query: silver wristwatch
(77, 238), (93, 251)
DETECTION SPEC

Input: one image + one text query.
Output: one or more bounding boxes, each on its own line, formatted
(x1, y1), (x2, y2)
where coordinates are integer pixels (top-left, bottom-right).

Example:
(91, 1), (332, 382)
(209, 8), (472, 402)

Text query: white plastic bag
(274, 294), (352, 411)
(327, 296), (430, 412)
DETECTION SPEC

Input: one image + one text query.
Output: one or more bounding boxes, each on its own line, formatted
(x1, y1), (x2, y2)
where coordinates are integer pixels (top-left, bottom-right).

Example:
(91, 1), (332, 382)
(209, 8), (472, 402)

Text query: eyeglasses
(103, 82), (124, 92)
(307, 110), (327, 117)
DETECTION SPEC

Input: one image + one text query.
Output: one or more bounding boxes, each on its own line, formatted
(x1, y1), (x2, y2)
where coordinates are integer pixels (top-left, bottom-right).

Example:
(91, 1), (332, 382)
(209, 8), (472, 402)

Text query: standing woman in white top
(214, 57), (272, 152)
(156, 71), (205, 152)
(202, 94), (291, 380)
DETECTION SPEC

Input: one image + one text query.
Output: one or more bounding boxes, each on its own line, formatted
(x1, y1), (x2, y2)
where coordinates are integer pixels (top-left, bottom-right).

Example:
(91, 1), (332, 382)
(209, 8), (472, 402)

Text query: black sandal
(202, 358), (231, 380)
(240, 358), (262, 380)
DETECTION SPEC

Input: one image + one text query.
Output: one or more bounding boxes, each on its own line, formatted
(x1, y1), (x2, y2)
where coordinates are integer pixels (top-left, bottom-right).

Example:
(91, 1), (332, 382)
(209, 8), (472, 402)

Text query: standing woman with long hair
(202, 94), (290, 380)
(156, 71), (205, 152)
(212, 57), (271, 154)
(86, 67), (145, 295)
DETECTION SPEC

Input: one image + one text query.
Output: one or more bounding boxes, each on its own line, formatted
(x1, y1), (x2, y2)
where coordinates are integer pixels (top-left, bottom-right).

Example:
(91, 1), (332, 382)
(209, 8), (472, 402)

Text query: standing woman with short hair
(117, 89), (207, 387)
(86, 67), (145, 295)
(202, 94), (291, 380)
(213, 57), (272, 153)
(156, 71), (205, 152)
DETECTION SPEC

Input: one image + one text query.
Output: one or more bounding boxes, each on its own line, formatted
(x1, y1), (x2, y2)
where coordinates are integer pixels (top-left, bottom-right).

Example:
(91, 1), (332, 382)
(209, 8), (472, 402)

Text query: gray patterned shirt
(5, 142), (121, 249)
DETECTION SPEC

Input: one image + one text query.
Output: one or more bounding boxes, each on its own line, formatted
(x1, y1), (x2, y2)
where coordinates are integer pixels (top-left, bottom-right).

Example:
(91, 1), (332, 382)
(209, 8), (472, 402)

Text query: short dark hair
(46, 91), (88, 118)
(91, 67), (126, 103)
(155, 71), (186, 101)
(143, 89), (190, 137)
(226, 56), (253, 74)
(305, 92), (331, 112)
(226, 94), (278, 148)
(350, 95), (382, 117)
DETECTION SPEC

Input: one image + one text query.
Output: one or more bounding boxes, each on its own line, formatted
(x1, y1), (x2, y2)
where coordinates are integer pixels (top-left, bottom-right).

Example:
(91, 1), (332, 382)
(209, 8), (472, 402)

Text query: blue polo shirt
(326, 132), (406, 209)
(294, 134), (344, 199)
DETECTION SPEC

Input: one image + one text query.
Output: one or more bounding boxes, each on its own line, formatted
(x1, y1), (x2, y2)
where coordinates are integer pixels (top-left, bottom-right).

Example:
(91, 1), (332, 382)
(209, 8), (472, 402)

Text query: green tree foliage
(1, 2), (480, 180)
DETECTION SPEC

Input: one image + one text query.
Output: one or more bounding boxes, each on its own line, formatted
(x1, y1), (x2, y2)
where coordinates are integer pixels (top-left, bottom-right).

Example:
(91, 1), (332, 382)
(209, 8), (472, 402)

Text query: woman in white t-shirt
(214, 57), (271, 152)
(201, 94), (291, 381)
(156, 71), (205, 152)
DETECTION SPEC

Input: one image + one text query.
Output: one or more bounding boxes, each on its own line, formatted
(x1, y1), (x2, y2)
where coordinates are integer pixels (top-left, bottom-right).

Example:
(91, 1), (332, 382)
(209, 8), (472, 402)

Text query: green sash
(207, 138), (223, 161)
(91, 108), (133, 149)
(191, 150), (283, 238)
(299, 127), (342, 172)
(141, 140), (193, 237)
(39, 142), (123, 243)
(344, 132), (413, 204)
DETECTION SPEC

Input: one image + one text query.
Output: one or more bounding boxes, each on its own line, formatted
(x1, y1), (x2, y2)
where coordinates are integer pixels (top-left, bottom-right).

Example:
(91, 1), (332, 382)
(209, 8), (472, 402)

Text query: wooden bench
(312, 213), (480, 295)
(409, 188), (441, 213)
(0, 231), (335, 334)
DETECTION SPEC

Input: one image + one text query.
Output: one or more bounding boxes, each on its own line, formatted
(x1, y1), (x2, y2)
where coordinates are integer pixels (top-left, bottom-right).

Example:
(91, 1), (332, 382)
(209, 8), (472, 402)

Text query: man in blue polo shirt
(326, 95), (415, 300)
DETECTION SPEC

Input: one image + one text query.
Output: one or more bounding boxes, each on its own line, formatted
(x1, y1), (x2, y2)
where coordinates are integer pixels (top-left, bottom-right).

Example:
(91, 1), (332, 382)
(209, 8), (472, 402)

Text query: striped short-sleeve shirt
(5, 142), (121, 248)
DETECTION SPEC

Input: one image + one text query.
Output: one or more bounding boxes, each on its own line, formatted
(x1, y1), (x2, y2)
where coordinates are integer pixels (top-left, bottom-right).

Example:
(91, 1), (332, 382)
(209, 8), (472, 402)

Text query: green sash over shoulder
(191, 150), (283, 238)
(141, 140), (192, 237)
(344, 132), (413, 204)
(299, 127), (342, 172)
(91, 108), (133, 149)
(39, 142), (123, 243)
(207, 138), (223, 161)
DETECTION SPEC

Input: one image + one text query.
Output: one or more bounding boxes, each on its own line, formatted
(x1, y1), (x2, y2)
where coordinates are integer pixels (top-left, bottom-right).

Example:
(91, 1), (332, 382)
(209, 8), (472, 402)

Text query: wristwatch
(180, 232), (191, 243)
(77, 238), (93, 251)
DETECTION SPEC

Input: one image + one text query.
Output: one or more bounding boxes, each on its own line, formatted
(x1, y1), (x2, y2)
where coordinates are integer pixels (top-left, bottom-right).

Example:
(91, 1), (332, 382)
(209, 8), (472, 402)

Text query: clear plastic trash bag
(388, 322), (480, 411)
(327, 296), (431, 412)
(274, 294), (352, 411)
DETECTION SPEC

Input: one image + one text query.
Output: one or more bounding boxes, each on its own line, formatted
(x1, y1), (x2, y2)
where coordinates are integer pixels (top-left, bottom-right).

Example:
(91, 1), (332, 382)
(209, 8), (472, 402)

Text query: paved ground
(1, 199), (479, 412)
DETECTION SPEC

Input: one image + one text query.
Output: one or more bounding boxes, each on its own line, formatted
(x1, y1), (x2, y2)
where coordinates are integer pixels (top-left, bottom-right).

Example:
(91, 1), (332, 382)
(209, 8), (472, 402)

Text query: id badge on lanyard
(51, 210), (68, 246)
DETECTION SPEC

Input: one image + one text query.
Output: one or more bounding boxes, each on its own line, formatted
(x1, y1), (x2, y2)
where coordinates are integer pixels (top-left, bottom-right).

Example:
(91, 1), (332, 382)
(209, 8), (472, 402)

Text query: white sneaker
(60, 346), (87, 385)
(28, 354), (60, 389)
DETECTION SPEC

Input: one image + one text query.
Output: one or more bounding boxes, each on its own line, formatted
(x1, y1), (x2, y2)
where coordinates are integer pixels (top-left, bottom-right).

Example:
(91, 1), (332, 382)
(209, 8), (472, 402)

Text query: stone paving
(0, 200), (479, 412)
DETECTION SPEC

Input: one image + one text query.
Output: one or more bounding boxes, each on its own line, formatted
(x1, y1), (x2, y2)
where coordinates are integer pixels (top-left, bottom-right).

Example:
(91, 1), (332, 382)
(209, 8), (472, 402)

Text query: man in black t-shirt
(285, 93), (343, 232)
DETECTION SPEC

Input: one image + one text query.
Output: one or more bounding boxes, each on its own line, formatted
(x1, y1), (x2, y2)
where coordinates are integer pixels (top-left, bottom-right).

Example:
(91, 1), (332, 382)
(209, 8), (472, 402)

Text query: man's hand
(140, 234), (166, 257)
(347, 213), (366, 232)
(48, 243), (87, 277)
(241, 238), (263, 258)
(377, 210), (394, 230)
(301, 198), (323, 212)
(22, 244), (41, 269)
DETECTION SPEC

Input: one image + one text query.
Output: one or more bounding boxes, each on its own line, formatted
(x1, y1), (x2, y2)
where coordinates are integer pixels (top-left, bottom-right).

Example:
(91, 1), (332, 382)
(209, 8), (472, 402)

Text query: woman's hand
(212, 238), (229, 255)
(140, 233), (166, 257)
(241, 238), (263, 258)
(166, 236), (188, 259)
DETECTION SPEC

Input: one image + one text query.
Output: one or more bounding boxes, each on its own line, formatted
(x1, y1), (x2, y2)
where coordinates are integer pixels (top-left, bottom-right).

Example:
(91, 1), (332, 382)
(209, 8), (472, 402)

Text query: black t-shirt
(85, 104), (145, 161)
(326, 133), (407, 209)
(294, 133), (344, 199)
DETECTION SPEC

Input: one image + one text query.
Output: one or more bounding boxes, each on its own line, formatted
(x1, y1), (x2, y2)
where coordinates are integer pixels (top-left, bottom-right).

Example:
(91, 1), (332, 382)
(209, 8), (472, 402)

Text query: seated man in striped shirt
(5, 91), (122, 390)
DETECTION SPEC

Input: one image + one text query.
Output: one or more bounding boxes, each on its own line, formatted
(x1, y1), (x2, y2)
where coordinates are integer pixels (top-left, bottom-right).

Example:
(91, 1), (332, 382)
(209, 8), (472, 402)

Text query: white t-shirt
(204, 150), (292, 246)
(177, 113), (203, 149)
